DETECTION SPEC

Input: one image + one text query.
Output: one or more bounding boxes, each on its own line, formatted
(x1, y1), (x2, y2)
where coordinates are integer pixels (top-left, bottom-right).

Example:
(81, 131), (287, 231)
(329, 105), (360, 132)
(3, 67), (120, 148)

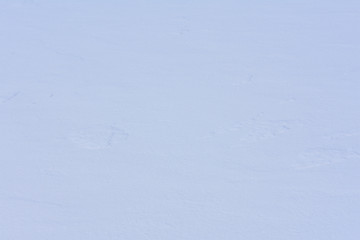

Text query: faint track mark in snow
(322, 132), (360, 141)
(233, 75), (254, 86)
(69, 125), (128, 150)
(295, 148), (360, 170)
(8, 196), (65, 208)
(5, 0), (35, 8)
(1, 92), (20, 104)
(207, 119), (301, 144)
(170, 16), (190, 37)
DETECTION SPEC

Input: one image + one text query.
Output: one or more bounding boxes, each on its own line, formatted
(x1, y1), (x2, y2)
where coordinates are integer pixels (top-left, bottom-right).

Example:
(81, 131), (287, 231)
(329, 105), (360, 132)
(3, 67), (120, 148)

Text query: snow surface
(1, 0), (360, 239)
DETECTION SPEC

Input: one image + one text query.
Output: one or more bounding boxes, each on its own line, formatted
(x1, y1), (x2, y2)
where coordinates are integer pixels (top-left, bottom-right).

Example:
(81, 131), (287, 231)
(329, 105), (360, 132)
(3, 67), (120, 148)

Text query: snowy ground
(1, 0), (360, 239)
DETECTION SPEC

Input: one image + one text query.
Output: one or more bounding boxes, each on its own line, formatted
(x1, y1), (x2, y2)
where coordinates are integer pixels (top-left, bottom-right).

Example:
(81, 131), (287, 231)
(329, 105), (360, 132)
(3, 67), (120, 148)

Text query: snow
(1, 0), (360, 239)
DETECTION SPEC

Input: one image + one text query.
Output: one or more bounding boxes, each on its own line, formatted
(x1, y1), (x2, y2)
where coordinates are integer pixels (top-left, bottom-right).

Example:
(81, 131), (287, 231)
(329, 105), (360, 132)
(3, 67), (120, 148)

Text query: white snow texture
(1, 0), (360, 239)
